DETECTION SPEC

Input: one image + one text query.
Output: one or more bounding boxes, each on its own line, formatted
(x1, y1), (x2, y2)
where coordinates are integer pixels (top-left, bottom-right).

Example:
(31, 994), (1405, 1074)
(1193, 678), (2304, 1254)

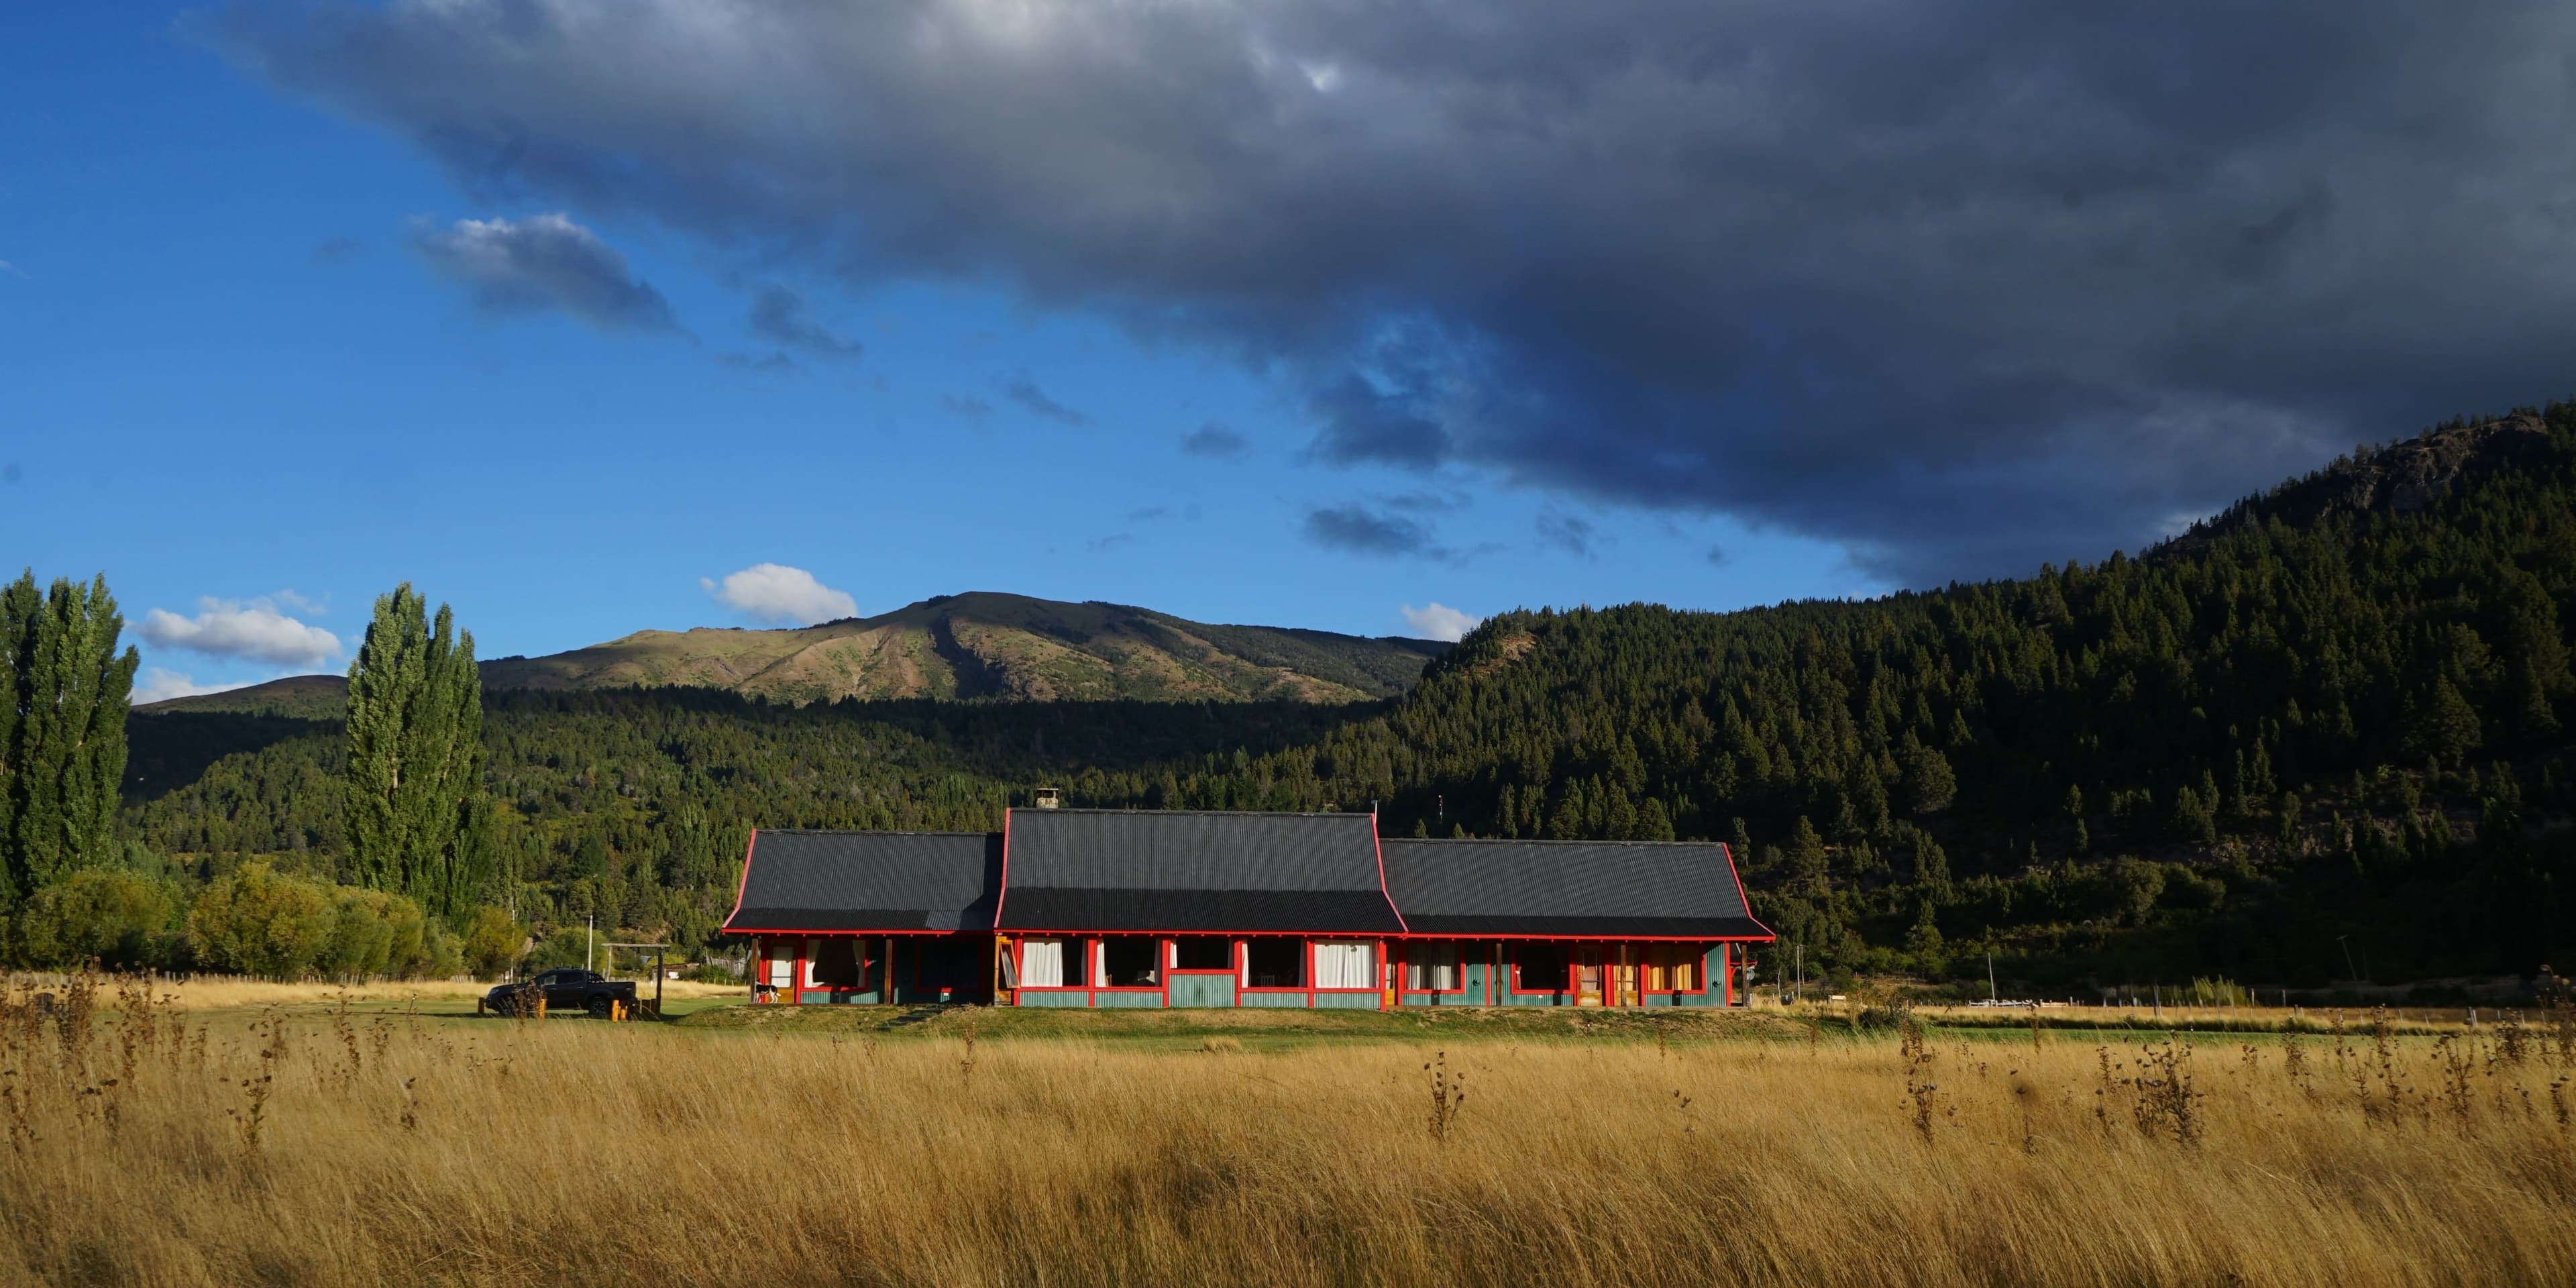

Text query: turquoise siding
(1313, 992), (1378, 1010)
(1240, 991), (1309, 1008)
(1018, 991), (1091, 1008)
(1168, 975), (1236, 1008)
(1093, 989), (1163, 1008)
(1462, 962), (1493, 1000)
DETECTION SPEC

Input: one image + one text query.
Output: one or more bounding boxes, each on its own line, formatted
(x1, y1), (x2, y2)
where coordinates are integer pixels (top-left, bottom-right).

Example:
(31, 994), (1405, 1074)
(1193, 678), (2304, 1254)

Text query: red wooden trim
(1161, 936), (1173, 1009)
(720, 828), (761, 931)
(1374, 932), (1776, 943)
(994, 924), (1415, 937)
(992, 807), (1014, 928)
(1371, 810), (1410, 933)
(1719, 841), (1776, 939)
(722, 927), (979, 936)
(1723, 942), (1733, 1006)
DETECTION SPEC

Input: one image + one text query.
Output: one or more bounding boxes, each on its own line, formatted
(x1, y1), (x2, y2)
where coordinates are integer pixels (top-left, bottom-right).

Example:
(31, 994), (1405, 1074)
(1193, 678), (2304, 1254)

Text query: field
(3, 978), (2571, 1287)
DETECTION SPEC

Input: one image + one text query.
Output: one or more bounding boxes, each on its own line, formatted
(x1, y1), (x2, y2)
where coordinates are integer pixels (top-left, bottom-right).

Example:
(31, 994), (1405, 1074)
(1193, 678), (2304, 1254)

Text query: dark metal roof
(998, 809), (1404, 934)
(723, 830), (1001, 933)
(1379, 839), (1772, 938)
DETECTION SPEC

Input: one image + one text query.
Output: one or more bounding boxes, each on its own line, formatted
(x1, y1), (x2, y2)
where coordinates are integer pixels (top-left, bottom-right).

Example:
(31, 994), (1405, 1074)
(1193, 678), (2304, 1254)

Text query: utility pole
(2337, 934), (2357, 981)
(587, 912), (596, 973)
(1987, 951), (1998, 1003)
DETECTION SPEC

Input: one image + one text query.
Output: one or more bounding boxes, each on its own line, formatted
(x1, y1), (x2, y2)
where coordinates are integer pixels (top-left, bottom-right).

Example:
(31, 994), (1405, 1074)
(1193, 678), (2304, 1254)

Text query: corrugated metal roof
(723, 830), (1002, 932)
(998, 809), (1403, 933)
(1380, 838), (1772, 938)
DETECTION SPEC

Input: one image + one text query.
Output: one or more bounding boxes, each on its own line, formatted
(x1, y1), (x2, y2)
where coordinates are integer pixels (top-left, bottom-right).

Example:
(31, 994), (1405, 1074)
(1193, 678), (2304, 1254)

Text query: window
(1315, 942), (1374, 989)
(1173, 936), (1232, 970)
(1640, 945), (1698, 991)
(912, 938), (969, 990)
(1244, 937), (1305, 988)
(1019, 938), (1071, 987)
(1405, 943), (1460, 992)
(1509, 943), (1566, 993)
(807, 938), (861, 989)
(1102, 938), (1159, 987)
(763, 945), (795, 989)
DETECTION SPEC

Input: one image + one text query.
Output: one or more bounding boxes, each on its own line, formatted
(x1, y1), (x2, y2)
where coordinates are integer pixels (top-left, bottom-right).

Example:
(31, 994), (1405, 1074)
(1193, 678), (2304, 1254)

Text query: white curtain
(765, 943), (794, 988)
(1021, 939), (1065, 987)
(804, 938), (824, 988)
(1405, 945), (1459, 991)
(1315, 942), (1373, 989)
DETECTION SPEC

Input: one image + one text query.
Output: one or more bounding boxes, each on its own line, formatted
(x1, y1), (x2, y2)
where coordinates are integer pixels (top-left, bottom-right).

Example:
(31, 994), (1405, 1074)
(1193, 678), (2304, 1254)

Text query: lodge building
(722, 806), (1772, 1009)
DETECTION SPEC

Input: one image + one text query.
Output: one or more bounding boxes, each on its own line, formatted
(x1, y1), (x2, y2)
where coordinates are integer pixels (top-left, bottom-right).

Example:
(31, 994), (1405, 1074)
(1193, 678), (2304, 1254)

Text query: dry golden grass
(2, 975), (2572, 1287)
(12, 975), (745, 1013)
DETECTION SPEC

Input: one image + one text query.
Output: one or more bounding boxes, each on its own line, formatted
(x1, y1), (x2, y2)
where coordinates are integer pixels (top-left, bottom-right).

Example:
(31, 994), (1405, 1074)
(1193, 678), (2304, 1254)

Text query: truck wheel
(586, 996), (614, 1018)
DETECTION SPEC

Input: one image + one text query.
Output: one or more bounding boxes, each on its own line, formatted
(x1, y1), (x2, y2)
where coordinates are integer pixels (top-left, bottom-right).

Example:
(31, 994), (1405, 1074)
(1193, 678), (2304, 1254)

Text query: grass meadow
(1, 975), (2571, 1287)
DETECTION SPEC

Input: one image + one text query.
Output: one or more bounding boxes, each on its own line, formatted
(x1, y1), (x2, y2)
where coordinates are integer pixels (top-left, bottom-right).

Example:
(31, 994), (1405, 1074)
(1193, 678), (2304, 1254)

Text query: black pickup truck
(483, 969), (639, 1018)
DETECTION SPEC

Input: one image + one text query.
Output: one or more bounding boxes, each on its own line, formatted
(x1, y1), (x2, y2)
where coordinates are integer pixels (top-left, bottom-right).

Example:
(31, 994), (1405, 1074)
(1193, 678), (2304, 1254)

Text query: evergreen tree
(0, 572), (139, 907)
(343, 584), (490, 920)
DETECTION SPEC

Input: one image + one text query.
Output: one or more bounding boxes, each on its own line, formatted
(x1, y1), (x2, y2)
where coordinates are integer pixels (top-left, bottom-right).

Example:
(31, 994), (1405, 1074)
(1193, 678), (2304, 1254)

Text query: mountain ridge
(137, 592), (1451, 714)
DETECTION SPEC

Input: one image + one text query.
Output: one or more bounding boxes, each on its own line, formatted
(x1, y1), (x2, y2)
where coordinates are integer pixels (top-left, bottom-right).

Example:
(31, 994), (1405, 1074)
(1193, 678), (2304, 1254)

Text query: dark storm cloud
(748, 285), (863, 360)
(411, 213), (677, 331)
(206, 1), (2576, 582)
(1002, 374), (1089, 427)
(1535, 511), (1600, 558)
(1179, 422), (1249, 460)
(1302, 504), (1446, 559)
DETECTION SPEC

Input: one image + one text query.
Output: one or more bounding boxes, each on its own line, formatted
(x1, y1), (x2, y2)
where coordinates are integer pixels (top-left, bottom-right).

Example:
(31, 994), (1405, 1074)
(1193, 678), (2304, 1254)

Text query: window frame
(1312, 941), (1377, 991)
(1016, 936), (1085, 989)
(1240, 936), (1309, 991)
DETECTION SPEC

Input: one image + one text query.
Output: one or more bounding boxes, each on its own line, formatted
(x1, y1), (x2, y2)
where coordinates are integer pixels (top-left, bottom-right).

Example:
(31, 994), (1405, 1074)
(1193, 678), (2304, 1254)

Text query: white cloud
(1400, 602), (1482, 643)
(137, 596), (343, 667)
(131, 668), (260, 706)
(701, 564), (859, 626)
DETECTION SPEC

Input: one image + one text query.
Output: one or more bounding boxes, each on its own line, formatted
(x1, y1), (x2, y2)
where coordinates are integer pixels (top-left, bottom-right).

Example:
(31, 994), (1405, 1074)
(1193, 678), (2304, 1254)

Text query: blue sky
(9, 3), (2571, 702)
(2, 5), (1874, 701)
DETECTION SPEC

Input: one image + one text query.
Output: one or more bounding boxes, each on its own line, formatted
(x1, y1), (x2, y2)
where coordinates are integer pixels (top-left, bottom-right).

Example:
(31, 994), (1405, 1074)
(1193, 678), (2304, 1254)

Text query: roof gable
(1380, 839), (1770, 938)
(998, 809), (1403, 934)
(723, 830), (1002, 933)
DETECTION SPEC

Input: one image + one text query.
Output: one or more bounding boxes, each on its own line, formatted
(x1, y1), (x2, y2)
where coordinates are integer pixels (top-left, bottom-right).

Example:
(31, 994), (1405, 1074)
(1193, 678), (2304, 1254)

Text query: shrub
(21, 869), (172, 969)
(187, 863), (337, 979)
(421, 924), (465, 980)
(462, 908), (527, 980)
(527, 926), (596, 973)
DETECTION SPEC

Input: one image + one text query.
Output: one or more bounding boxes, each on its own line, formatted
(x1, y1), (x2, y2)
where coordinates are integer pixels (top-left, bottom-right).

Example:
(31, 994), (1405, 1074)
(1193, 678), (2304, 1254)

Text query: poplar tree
(343, 584), (493, 920)
(0, 571), (140, 908)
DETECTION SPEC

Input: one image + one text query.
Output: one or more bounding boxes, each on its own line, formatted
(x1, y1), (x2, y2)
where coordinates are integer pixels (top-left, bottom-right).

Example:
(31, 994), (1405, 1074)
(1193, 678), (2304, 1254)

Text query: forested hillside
(125, 406), (2576, 989)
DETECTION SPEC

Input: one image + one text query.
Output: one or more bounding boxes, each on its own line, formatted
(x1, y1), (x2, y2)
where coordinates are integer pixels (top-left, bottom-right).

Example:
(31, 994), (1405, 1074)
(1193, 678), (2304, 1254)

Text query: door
(1576, 949), (1603, 1006)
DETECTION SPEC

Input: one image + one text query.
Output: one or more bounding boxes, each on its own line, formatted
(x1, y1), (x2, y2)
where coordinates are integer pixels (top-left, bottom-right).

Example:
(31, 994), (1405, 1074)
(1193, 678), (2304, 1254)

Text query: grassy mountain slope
(138, 674), (347, 720)
(134, 593), (1450, 716)
(478, 592), (1448, 704)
